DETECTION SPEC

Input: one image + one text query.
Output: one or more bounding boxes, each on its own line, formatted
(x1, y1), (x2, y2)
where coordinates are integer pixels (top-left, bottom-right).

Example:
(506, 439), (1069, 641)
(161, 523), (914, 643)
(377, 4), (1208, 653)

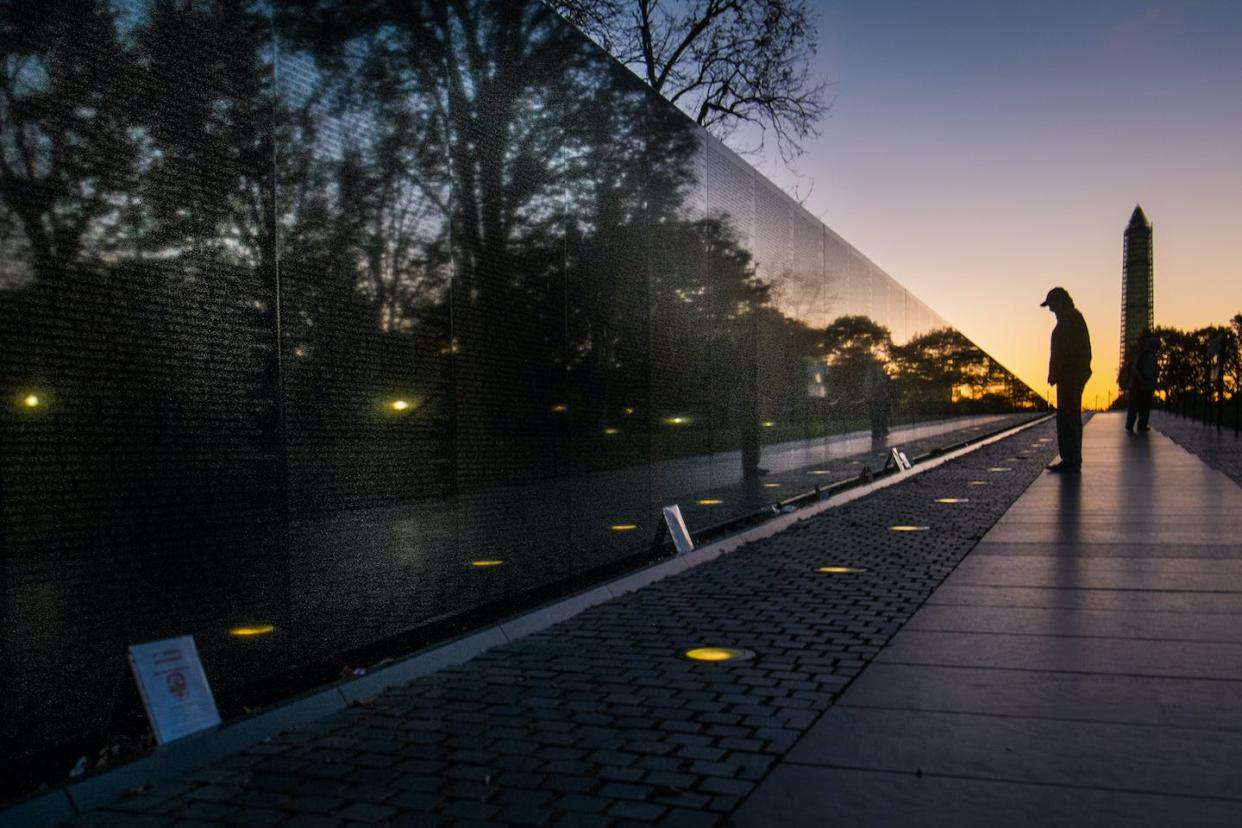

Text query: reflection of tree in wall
(0, 0), (288, 758)
(817, 315), (892, 412)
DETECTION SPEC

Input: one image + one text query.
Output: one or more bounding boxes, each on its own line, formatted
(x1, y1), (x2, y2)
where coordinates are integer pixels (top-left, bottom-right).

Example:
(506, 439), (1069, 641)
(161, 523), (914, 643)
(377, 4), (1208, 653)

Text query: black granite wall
(0, 0), (1043, 768)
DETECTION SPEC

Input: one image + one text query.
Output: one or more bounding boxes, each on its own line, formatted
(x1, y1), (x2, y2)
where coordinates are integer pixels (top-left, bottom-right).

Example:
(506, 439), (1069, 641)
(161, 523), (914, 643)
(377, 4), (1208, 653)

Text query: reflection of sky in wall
(751, 0), (1242, 406)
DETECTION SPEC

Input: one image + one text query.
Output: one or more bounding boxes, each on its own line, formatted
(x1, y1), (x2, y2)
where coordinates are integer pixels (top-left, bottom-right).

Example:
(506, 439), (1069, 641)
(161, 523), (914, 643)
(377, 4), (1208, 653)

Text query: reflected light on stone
(470, 560), (504, 568)
(684, 647), (753, 662)
(229, 625), (275, 637)
(889, 525), (930, 532)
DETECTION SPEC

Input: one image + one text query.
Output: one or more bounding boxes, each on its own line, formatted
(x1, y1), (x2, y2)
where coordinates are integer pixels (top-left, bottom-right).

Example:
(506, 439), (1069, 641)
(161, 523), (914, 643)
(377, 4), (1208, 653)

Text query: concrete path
(735, 412), (1242, 826)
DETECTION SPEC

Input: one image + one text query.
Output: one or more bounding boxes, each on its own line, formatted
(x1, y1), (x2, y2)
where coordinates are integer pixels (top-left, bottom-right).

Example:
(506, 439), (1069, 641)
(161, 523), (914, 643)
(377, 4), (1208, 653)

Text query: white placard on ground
(890, 447), (913, 471)
(128, 635), (221, 745)
(662, 504), (695, 554)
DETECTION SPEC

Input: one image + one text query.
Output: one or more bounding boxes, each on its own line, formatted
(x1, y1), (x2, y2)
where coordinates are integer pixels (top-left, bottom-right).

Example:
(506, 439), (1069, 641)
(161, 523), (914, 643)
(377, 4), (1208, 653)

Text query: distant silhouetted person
(863, 356), (892, 441)
(1041, 287), (1092, 472)
(1125, 330), (1159, 433)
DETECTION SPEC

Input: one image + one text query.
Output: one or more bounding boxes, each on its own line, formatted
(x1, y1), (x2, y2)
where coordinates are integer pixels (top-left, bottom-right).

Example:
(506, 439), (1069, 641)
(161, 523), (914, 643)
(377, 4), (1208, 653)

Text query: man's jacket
(1049, 308), (1092, 386)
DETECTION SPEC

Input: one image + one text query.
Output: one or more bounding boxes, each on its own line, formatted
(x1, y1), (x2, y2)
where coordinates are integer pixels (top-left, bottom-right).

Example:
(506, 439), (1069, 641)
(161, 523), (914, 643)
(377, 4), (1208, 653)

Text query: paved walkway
(736, 412), (1242, 826)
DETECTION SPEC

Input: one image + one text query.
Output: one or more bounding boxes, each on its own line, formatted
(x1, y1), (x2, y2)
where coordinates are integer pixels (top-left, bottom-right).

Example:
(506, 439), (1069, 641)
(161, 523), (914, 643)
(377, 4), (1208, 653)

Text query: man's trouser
(1056, 379), (1086, 466)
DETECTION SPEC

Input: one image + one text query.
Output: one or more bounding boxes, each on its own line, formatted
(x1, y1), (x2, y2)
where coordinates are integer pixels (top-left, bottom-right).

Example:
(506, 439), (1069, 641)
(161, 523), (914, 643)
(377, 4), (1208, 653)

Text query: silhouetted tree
(546, 0), (829, 163)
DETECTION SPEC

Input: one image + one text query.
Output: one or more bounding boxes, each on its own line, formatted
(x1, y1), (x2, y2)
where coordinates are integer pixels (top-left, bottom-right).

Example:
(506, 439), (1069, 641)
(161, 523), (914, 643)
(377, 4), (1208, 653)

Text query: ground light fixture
(889, 525), (930, 532)
(763, 482), (781, 488)
(697, 498), (723, 506)
(816, 565), (868, 574)
(682, 647), (755, 663)
(610, 524), (638, 532)
(968, 480), (989, 486)
(469, 560), (504, 568)
(987, 467), (1012, 472)
(935, 498), (969, 504)
(22, 393), (41, 408)
(229, 625), (275, 637)
(388, 399), (412, 413)
(603, 428), (620, 435)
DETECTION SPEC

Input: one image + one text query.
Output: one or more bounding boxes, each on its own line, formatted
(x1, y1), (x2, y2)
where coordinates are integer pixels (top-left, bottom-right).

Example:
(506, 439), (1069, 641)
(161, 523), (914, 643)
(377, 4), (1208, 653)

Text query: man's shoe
(1046, 461), (1081, 473)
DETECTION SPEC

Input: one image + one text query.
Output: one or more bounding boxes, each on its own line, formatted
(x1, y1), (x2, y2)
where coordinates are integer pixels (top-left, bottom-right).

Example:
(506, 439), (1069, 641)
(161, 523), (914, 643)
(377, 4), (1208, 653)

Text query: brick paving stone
(661, 808), (721, 828)
(552, 813), (612, 828)
(286, 796), (344, 814)
(439, 800), (499, 821)
(597, 783), (653, 801)
(607, 800), (666, 822)
(555, 794), (610, 814)
(388, 790), (440, 811)
(68, 811), (172, 828)
(335, 802), (397, 823)
(494, 804), (555, 826)
(174, 800), (241, 820)
(224, 807), (286, 827)
(597, 766), (645, 786)
(279, 816), (343, 828)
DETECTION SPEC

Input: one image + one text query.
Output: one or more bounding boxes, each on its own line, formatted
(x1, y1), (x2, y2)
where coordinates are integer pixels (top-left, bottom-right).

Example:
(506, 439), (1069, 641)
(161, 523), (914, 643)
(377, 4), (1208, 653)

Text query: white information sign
(128, 635), (221, 744)
(662, 504), (695, 555)
(890, 448), (913, 471)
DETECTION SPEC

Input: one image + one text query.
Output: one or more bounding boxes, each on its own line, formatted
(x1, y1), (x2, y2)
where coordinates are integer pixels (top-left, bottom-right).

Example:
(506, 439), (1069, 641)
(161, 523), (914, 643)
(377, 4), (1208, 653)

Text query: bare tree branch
(547, 0), (830, 164)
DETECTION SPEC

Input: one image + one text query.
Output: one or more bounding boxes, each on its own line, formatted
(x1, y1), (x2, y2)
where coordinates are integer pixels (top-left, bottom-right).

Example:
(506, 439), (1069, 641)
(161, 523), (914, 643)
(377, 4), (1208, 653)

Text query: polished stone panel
(734, 765), (1242, 827)
(788, 707), (1242, 801)
(927, 584), (1242, 613)
(971, 541), (1242, 558)
(907, 604), (1242, 642)
(878, 629), (1242, 679)
(836, 662), (1242, 730)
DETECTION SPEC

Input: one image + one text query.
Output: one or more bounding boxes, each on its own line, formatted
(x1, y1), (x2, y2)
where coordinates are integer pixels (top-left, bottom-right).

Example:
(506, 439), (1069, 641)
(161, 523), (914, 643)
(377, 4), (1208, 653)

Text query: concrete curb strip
(0, 413), (1051, 825)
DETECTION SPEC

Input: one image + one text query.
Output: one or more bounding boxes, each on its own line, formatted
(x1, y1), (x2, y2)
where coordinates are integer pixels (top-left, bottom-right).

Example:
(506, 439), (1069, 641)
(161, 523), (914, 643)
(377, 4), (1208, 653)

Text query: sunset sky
(759, 0), (1242, 407)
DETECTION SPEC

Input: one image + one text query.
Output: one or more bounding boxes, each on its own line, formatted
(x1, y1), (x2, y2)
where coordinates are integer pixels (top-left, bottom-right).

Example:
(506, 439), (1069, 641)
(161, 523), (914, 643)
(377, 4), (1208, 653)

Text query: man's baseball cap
(1040, 287), (1070, 307)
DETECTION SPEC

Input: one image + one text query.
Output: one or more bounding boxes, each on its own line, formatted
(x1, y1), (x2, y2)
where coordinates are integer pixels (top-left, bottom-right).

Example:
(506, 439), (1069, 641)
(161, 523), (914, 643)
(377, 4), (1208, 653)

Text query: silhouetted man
(1041, 287), (1091, 472)
(1125, 330), (1159, 433)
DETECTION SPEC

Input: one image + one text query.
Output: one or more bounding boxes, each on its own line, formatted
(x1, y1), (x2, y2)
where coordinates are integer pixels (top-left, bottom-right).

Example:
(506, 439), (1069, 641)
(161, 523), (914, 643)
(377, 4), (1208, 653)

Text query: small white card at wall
(890, 448), (912, 471)
(128, 635), (221, 745)
(663, 505), (694, 554)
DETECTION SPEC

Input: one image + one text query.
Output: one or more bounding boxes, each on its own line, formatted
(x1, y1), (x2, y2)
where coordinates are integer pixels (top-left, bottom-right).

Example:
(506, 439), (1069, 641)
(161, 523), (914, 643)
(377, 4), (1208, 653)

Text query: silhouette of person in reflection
(1041, 287), (1092, 472)
(863, 356), (892, 441)
(1124, 330), (1159, 433)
